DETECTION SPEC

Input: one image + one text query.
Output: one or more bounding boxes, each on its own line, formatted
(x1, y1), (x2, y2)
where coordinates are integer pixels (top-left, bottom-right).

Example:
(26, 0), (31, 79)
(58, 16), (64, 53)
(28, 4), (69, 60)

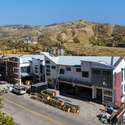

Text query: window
(124, 84), (125, 92)
(103, 70), (110, 75)
(45, 60), (50, 64)
(46, 73), (50, 76)
(93, 69), (100, 74)
(104, 90), (112, 96)
(35, 66), (38, 73)
(104, 96), (112, 102)
(40, 65), (43, 73)
(74, 65), (80, 67)
(121, 85), (123, 97)
(14, 68), (19, 73)
(36, 75), (39, 78)
(46, 69), (50, 72)
(66, 67), (71, 71)
(35, 70), (38, 73)
(35, 65), (38, 67)
(102, 70), (112, 87)
(35, 67), (38, 70)
(121, 68), (125, 82)
(46, 65), (50, 68)
(51, 66), (56, 69)
(76, 68), (81, 72)
(82, 71), (89, 78)
(60, 69), (65, 74)
(21, 66), (30, 73)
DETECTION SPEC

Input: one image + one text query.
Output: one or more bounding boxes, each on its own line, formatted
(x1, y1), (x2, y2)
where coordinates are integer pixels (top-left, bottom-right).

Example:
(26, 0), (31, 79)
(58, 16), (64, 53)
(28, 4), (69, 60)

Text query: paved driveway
(2, 93), (102, 125)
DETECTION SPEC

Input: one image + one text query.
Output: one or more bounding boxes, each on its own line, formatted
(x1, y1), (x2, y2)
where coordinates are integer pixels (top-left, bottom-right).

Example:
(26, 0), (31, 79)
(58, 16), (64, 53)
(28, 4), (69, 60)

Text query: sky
(0, 0), (125, 26)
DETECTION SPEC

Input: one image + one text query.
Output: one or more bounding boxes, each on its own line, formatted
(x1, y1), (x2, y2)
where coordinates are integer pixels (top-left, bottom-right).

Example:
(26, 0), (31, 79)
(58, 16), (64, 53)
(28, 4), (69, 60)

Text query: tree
(111, 33), (125, 47)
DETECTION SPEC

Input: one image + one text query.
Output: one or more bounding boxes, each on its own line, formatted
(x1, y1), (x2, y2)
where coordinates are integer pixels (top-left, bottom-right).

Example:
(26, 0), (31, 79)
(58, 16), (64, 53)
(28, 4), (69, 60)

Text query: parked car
(8, 84), (14, 92)
(12, 85), (26, 95)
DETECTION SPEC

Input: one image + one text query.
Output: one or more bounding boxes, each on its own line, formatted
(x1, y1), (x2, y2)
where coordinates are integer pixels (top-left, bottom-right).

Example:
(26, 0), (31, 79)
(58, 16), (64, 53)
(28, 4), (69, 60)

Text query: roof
(0, 54), (45, 64)
(57, 56), (121, 66)
(41, 52), (121, 67)
(19, 55), (44, 63)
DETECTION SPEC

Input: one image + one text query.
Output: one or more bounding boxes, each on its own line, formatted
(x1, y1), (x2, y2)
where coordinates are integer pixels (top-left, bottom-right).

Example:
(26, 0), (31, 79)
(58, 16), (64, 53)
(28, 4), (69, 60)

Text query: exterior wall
(44, 56), (57, 88)
(31, 58), (45, 83)
(0, 61), (6, 81)
(114, 72), (122, 107)
(0, 55), (45, 85)
(6, 60), (20, 84)
(113, 59), (125, 106)
(20, 57), (45, 84)
(58, 61), (115, 106)
(59, 65), (83, 82)
(43, 55), (115, 105)
(81, 61), (91, 82)
(0, 57), (20, 84)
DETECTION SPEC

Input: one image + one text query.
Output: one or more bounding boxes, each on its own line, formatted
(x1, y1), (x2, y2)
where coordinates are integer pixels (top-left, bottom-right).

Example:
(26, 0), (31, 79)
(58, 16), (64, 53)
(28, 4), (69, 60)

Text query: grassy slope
(64, 43), (125, 56)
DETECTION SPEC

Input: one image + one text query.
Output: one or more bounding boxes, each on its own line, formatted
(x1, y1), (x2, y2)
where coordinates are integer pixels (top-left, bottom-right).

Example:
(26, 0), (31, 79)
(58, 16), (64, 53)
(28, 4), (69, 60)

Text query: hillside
(1, 21), (125, 55)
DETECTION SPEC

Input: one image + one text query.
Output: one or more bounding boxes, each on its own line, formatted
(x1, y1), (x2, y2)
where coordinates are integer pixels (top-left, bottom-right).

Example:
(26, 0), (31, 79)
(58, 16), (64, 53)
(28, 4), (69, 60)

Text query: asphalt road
(2, 93), (102, 125)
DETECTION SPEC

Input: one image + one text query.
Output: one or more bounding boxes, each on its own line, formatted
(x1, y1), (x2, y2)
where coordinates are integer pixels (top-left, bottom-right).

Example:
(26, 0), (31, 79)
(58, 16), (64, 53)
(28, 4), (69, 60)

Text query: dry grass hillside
(1, 21), (125, 56)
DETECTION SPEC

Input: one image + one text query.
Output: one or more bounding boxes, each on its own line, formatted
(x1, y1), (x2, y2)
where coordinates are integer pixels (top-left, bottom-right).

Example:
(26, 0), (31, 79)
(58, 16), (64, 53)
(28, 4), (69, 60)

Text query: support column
(92, 86), (96, 99)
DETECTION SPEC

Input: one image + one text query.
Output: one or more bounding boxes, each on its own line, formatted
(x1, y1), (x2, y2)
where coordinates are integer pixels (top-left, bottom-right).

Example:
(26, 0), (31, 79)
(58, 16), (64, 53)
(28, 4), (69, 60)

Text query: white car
(13, 85), (26, 95)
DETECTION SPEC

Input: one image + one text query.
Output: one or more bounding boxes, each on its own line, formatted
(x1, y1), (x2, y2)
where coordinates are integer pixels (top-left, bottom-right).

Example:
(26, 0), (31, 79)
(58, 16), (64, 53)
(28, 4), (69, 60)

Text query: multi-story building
(0, 55), (45, 85)
(0, 52), (125, 107)
(42, 52), (125, 107)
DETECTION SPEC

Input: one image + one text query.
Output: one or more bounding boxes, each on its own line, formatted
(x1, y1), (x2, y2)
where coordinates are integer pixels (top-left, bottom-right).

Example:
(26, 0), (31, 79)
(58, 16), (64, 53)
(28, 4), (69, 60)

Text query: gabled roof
(41, 52), (122, 67)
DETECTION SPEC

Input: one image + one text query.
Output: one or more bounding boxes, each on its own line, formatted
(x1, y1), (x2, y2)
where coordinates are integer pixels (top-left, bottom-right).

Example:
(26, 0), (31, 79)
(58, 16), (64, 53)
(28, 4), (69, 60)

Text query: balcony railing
(58, 76), (91, 86)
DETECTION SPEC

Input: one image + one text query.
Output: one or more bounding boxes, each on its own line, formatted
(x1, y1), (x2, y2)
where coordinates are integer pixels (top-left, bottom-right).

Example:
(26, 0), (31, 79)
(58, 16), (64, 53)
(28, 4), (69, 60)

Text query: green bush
(0, 112), (15, 125)
(0, 90), (15, 125)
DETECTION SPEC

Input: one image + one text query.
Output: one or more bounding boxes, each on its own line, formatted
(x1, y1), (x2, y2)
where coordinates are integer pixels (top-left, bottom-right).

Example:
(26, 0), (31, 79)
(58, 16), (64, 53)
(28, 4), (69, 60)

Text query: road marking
(6, 99), (64, 125)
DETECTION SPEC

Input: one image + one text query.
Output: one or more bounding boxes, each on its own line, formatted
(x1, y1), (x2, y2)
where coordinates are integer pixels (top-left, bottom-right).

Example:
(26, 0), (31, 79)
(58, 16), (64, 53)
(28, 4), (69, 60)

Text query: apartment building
(0, 55), (45, 85)
(42, 52), (125, 107)
(0, 53), (124, 107)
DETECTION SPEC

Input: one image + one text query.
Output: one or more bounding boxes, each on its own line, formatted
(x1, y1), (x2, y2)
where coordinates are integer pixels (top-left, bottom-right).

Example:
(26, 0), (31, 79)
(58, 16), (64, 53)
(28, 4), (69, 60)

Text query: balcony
(91, 69), (113, 88)
(58, 76), (92, 86)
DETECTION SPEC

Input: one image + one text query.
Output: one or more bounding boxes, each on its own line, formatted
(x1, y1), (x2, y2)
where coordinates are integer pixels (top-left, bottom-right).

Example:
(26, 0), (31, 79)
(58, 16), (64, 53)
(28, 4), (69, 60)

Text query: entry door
(96, 88), (102, 103)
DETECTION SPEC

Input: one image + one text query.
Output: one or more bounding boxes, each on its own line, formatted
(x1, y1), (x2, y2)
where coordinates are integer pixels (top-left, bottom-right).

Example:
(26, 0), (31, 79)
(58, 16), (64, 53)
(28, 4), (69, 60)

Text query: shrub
(0, 112), (15, 125)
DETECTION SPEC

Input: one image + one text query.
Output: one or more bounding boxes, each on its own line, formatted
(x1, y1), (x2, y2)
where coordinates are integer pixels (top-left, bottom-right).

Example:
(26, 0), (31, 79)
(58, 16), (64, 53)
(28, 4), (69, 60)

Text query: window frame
(51, 66), (56, 69)
(45, 60), (50, 64)
(93, 69), (101, 75)
(60, 69), (65, 74)
(66, 67), (71, 71)
(82, 71), (89, 78)
(76, 68), (81, 72)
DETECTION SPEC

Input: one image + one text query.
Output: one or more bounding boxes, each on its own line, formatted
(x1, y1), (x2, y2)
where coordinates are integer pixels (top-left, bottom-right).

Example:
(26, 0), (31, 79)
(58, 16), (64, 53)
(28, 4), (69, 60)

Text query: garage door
(76, 86), (92, 99)
(59, 82), (75, 95)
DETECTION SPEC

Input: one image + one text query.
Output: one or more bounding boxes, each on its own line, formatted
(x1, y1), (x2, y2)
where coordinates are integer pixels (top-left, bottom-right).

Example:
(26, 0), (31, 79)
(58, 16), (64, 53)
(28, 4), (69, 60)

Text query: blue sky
(0, 0), (125, 25)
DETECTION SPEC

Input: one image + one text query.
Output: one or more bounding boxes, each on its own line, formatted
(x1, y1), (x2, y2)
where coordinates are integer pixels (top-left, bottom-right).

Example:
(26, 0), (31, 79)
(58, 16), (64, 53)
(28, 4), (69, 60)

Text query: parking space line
(6, 99), (64, 125)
